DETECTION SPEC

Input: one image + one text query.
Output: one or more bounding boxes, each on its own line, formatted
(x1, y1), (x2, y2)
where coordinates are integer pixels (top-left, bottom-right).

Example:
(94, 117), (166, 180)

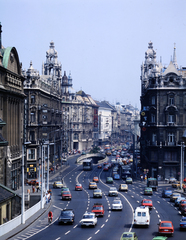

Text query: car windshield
(94, 190), (101, 193)
(56, 182), (62, 184)
(113, 200), (121, 204)
(144, 201), (151, 203)
(161, 222), (172, 227)
(145, 188), (152, 191)
(110, 188), (117, 191)
(83, 215), (94, 219)
(92, 206), (103, 210)
(76, 184), (81, 187)
(165, 190), (172, 193)
(63, 191), (70, 194)
(61, 211), (73, 216)
(123, 234), (132, 237)
(91, 182), (96, 185)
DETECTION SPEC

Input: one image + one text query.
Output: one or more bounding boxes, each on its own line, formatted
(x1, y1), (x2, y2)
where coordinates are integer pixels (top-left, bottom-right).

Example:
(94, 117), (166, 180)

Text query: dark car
(162, 189), (173, 198)
(106, 177), (113, 183)
(58, 209), (75, 224)
(180, 216), (186, 230)
(113, 174), (120, 180)
(181, 205), (186, 215)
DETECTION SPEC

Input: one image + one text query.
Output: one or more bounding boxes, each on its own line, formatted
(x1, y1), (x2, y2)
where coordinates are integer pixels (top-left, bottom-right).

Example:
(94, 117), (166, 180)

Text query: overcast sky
(1, 0), (186, 109)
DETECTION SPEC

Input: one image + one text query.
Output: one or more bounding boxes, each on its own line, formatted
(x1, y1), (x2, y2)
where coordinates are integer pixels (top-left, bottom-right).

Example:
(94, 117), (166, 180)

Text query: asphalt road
(9, 155), (186, 240)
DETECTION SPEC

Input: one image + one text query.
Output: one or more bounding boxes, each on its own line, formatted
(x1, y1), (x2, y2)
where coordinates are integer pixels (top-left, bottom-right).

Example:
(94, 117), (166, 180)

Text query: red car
(141, 199), (153, 209)
(75, 183), (82, 191)
(179, 199), (186, 209)
(62, 191), (72, 200)
(97, 165), (102, 169)
(91, 203), (104, 217)
(103, 166), (109, 171)
(158, 221), (174, 236)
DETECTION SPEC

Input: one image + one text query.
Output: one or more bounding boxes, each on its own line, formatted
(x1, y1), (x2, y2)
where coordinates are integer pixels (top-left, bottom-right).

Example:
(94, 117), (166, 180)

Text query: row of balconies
(147, 141), (183, 147)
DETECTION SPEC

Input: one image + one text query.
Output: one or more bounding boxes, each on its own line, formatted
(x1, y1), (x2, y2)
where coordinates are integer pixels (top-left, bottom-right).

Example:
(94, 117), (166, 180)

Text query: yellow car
(172, 181), (180, 188)
(53, 181), (63, 188)
(119, 184), (128, 191)
(89, 182), (97, 189)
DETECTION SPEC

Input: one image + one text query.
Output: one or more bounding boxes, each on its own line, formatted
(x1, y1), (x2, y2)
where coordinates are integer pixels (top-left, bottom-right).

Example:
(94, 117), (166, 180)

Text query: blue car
(180, 216), (186, 230)
(162, 189), (172, 198)
(113, 174), (120, 180)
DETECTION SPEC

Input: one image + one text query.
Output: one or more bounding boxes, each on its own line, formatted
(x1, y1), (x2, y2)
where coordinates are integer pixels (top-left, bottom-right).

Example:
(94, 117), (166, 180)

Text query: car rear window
(161, 223), (172, 227)
(123, 234), (132, 237)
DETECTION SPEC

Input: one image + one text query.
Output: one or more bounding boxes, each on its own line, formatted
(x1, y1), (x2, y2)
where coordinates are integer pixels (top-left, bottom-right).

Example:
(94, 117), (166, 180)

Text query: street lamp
(21, 141), (31, 224)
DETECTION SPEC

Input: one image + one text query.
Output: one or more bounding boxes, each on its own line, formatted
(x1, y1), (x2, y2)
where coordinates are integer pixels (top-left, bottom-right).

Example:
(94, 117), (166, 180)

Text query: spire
(173, 43), (178, 69)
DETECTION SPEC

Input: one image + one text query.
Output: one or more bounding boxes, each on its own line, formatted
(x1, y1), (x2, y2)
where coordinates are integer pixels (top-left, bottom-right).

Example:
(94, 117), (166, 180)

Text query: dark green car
(144, 187), (153, 195)
(106, 177), (113, 183)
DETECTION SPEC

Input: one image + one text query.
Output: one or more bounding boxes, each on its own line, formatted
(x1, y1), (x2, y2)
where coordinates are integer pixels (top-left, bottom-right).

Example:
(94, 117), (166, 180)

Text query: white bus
(83, 159), (93, 170)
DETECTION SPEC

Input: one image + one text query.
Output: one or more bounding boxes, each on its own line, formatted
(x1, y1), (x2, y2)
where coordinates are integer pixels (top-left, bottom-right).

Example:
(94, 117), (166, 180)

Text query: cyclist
(48, 211), (53, 223)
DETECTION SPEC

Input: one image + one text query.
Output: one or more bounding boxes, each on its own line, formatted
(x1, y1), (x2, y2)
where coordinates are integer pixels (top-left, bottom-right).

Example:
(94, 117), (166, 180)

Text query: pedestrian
(36, 185), (39, 192)
(32, 185), (35, 193)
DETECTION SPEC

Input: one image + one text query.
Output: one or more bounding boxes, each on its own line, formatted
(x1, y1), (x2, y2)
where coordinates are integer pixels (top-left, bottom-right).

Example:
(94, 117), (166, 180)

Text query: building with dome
(0, 23), (25, 190)
(140, 41), (186, 180)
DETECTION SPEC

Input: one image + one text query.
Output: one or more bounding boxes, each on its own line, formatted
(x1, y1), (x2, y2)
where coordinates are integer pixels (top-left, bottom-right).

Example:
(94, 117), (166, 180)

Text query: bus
(147, 177), (158, 191)
(121, 166), (132, 179)
(83, 159), (93, 170)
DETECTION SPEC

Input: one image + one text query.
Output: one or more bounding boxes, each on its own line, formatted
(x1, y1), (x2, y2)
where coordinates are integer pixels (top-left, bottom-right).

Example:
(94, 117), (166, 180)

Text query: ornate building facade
(140, 42), (186, 180)
(0, 23), (25, 189)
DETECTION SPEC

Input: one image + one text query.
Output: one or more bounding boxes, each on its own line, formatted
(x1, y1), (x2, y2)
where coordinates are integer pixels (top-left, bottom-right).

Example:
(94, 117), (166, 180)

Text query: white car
(109, 187), (118, 196)
(93, 189), (102, 198)
(112, 197), (123, 210)
(80, 212), (97, 227)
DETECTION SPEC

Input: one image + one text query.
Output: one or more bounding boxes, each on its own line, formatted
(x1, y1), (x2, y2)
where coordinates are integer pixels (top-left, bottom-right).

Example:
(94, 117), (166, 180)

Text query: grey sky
(1, 0), (186, 109)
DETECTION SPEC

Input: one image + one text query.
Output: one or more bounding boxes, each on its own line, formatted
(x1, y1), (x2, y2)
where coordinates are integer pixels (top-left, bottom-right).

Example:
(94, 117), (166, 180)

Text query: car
(91, 203), (104, 217)
(175, 197), (185, 206)
(170, 192), (181, 202)
(58, 209), (75, 224)
(97, 164), (102, 169)
(152, 237), (168, 240)
(141, 199), (153, 209)
(134, 206), (150, 226)
(126, 177), (133, 184)
(179, 199), (186, 209)
(172, 181), (180, 188)
(180, 216), (186, 230)
(81, 151), (86, 155)
(119, 184), (128, 191)
(53, 181), (63, 188)
(103, 166), (109, 171)
(62, 191), (72, 200)
(61, 187), (70, 194)
(158, 221), (174, 236)
(93, 176), (99, 183)
(106, 177), (113, 184)
(169, 177), (177, 183)
(120, 232), (138, 240)
(113, 173), (120, 180)
(89, 182), (97, 189)
(75, 183), (82, 191)
(144, 187), (153, 195)
(93, 189), (102, 198)
(112, 197), (123, 210)
(181, 205), (186, 215)
(162, 189), (172, 198)
(80, 212), (97, 227)
(109, 187), (118, 196)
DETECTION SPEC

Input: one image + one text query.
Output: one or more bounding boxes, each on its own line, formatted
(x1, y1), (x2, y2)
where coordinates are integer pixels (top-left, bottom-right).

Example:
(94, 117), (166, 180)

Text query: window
(151, 114), (155, 123)
(74, 133), (79, 140)
(169, 96), (174, 105)
(31, 95), (35, 104)
(31, 112), (35, 122)
(28, 149), (35, 160)
(152, 96), (155, 105)
(152, 133), (156, 143)
(168, 114), (174, 123)
(30, 131), (35, 141)
(168, 133), (175, 145)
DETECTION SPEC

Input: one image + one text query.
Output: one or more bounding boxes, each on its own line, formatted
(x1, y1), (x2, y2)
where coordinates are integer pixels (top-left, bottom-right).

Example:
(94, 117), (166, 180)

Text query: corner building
(140, 42), (186, 180)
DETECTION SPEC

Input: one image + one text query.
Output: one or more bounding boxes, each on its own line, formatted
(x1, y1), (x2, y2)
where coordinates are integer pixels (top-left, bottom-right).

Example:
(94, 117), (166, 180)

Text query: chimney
(0, 22), (2, 49)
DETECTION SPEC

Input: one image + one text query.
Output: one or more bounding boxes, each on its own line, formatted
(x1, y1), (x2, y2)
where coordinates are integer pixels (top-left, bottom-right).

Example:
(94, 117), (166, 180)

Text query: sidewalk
(1, 164), (70, 240)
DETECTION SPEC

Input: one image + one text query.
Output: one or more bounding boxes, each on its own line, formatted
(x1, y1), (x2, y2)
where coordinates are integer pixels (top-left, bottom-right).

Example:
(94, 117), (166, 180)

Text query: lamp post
(21, 141), (31, 224)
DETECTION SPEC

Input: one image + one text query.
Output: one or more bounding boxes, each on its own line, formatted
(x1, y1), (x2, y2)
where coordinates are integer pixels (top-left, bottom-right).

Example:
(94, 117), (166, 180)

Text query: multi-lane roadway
(9, 156), (186, 240)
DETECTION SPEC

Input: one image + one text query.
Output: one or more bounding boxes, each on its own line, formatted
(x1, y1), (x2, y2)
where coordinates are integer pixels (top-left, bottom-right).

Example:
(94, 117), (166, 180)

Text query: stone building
(23, 41), (62, 179)
(0, 23), (25, 190)
(140, 41), (186, 180)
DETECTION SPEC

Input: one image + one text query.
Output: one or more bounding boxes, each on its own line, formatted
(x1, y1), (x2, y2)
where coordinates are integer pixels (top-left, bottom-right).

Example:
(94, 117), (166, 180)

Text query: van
(133, 206), (150, 227)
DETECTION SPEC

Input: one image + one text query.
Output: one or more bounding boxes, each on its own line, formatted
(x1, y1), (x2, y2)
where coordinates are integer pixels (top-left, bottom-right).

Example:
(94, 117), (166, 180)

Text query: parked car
(58, 209), (75, 224)
(158, 221), (174, 236)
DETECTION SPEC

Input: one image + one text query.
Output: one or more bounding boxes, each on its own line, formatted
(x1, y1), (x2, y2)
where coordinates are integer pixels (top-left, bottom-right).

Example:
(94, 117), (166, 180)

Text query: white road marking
(65, 231), (70, 235)
(101, 224), (105, 228)
(95, 230), (100, 234)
